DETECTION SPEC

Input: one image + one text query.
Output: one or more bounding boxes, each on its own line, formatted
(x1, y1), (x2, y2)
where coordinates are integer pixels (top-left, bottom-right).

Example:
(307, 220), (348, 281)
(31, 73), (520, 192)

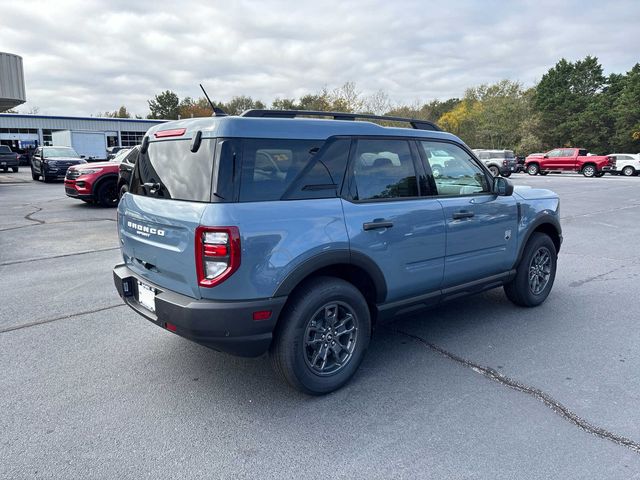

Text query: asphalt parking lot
(2, 169), (640, 479)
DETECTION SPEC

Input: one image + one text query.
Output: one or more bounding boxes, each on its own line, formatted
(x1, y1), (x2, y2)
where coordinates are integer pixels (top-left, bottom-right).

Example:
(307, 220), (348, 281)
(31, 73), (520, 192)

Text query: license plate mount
(137, 281), (156, 313)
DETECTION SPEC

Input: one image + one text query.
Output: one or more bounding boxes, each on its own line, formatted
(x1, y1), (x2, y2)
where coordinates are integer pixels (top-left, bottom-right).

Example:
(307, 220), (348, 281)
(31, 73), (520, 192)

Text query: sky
(1, 0), (639, 117)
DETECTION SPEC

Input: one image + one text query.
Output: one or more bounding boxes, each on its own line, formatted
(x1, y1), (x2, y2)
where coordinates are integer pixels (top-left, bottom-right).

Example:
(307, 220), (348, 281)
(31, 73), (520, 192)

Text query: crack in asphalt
(391, 328), (640, 455)
(0, 217), (116, 232)
(0, 246), (120, 267)
(23, 206), (45, 225)
(0, 304), (125, 334)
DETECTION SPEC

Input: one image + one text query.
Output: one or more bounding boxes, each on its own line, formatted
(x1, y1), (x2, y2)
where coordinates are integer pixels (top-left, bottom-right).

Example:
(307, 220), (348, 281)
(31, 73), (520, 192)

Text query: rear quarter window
(239, 139), (324, 202)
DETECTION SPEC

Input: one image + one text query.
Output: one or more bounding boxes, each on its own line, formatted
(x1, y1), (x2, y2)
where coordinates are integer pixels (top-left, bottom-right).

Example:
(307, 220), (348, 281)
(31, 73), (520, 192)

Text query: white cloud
(1, 0), (638, 116)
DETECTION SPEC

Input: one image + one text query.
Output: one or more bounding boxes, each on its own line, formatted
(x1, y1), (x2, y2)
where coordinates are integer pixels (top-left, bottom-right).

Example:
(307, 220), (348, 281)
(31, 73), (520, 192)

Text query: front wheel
(504, 232), (557, 307)
(269, 277), (371, 395)
(96, 180), (118, 207)
(489, 165), (500, 177)
(31, 168), (38, 180)
(118, 184), (129, 200)
(527, 163), (539, 175)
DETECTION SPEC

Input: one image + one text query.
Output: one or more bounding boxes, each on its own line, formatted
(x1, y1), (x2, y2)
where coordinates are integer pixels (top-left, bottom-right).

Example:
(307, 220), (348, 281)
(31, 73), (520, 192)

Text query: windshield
(112, 148), (131, 162)
(44, 147), (80, 158)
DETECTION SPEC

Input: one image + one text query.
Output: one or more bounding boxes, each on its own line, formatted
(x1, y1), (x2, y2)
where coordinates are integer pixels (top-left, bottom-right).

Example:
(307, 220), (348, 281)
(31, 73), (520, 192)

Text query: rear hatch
(118, 135), (216, 298)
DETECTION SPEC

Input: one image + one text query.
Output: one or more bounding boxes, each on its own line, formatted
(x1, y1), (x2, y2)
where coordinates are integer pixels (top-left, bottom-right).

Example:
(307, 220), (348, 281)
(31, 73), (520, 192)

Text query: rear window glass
(239, 139), (323, 202)
(130, 139), (214, 202)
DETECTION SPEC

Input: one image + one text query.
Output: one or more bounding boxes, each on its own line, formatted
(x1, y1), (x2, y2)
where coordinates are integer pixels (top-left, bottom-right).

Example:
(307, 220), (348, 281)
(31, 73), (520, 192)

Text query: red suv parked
(65, 148), (131, 206)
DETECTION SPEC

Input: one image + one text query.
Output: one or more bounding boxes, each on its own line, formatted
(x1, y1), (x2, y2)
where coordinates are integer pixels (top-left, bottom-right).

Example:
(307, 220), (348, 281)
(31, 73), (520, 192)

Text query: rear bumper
(113, 263), (287, 357)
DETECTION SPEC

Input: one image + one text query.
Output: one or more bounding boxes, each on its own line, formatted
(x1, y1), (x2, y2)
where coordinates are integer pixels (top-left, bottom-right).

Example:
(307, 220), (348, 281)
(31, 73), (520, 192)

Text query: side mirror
(494, 176), (514, 196)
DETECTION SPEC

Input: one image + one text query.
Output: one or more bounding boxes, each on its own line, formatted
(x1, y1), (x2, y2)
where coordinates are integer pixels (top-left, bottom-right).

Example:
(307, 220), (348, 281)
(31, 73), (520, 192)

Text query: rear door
(418, 141), (518, 288)
(119, 137), (216, 298)
(341, 138), (445, 302)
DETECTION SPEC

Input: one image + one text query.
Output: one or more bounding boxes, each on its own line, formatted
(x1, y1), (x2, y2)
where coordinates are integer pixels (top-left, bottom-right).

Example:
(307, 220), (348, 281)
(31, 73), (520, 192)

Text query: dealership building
(1, 51), (165, 155)
(0, 113), (166, 151)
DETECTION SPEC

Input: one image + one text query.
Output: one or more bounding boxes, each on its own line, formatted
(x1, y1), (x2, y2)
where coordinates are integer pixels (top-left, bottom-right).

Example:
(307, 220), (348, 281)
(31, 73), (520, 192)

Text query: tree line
(112, 56), (640, 154)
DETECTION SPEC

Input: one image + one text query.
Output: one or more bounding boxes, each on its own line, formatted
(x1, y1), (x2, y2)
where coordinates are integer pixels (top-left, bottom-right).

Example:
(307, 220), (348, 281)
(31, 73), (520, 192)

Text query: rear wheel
(504, 232), (557, 307)
(527, 163), (539, 175)
(96, 180), (118, 207)
(622, 166), (635, 176)
(582, 164), (596, 177)
(489, 165), (500, 177)
(270, 277), (371, 395)
(11, 167), (18, 173)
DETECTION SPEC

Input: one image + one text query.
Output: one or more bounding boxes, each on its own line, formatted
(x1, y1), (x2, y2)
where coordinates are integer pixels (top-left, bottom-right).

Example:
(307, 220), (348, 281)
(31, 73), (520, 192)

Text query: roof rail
(240, 109), (441, 131)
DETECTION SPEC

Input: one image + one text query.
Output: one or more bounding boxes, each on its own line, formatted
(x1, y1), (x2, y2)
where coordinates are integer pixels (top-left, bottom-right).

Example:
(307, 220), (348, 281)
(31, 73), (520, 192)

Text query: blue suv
(113, 110), (562, 394)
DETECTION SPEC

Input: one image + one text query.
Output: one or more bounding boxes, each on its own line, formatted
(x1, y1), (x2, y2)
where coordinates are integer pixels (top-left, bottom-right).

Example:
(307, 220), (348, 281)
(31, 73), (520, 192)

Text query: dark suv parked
(113, 110), (562, 394)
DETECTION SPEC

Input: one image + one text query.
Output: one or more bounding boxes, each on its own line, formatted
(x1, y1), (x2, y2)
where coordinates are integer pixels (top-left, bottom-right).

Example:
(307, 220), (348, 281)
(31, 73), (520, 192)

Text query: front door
(418, 140), (518, 288)
(341, 138), (446, 303)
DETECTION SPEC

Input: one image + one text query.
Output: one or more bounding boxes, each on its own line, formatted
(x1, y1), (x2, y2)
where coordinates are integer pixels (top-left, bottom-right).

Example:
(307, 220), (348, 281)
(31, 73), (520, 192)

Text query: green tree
(100, 105), (132, 118)
(147, 90), (180, 119)
(613, 64), (640, 151)
(534, 56), (606, 149)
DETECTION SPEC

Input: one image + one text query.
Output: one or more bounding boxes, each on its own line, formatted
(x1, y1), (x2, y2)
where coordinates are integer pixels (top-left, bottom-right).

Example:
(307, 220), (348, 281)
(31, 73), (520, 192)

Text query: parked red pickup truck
(525, 148), (615, 177)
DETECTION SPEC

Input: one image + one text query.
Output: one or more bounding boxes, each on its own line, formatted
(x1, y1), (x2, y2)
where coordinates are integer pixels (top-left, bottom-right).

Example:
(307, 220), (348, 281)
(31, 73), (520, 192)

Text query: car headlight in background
(77, 168), (103, 175)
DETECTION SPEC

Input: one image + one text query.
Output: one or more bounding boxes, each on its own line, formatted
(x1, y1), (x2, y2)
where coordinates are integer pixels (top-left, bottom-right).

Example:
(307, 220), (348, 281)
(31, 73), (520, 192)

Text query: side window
(478, 152), (489, 160)
(125, 148), (139, 164)
(547, 149), (561, 158)
(349, 139), (419, 201)
(420, 141), (490, 196)
(239, 139), (322, 202)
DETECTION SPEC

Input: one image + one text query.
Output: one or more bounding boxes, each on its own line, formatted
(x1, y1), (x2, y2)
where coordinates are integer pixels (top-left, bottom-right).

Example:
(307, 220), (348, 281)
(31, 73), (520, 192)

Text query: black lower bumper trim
(113, 263), (287, 357)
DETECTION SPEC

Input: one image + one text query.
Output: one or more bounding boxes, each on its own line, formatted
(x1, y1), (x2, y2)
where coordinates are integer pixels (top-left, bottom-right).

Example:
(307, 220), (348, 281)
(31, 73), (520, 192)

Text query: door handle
(452, 210), (474, 220)
(363, 221), (394, 231)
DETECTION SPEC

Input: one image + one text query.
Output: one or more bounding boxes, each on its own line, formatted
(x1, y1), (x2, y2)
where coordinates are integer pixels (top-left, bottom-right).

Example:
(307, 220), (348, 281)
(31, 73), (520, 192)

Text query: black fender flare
(273, 249), (388, 303)
(515, 214), (562, 266)
(92, 173), (118, 196)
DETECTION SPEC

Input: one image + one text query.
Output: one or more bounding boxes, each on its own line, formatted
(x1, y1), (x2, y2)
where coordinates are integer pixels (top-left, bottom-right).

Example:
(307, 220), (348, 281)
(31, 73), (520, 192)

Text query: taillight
(195, 226), (240, 287)
(503, 160), (507, 166)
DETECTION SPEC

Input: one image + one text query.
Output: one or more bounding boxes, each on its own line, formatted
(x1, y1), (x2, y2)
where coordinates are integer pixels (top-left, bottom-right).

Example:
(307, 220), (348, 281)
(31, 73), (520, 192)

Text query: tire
(501, 171), (512, 178)
(527, 163), (539, 175)
(489, 165), (500, 177)
(504, 232), (557, 307)
(96, 180), (118, 207)
(12, 167), (18, 173)
(269, 276), (371, 395)
(42, 173), (50, 182)
(118, 184), (129, 200)
(622, 166), (635, 177)
(31, 169), (38, 180)
(582, 164), (596, 177)
(2, 167), (7, 173)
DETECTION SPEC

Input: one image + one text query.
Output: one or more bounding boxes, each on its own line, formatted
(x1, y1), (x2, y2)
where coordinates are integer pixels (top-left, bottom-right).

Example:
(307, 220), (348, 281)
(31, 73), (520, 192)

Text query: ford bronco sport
(113, 110), (562, 395)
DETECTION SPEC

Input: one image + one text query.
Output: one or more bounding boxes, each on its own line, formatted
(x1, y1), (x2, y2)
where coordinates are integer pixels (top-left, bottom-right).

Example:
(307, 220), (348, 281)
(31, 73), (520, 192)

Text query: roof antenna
(200, 83), (227, 116)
